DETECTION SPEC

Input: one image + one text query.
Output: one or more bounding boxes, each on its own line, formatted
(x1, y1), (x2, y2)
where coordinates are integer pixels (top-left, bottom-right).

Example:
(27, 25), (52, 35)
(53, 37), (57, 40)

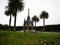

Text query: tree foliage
(40, 11), (49, 19)
(32, 15), (39, 22)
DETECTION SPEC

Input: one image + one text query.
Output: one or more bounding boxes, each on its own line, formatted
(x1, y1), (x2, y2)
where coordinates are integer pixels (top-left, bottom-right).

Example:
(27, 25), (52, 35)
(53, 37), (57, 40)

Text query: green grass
(0, 31), (60, 45)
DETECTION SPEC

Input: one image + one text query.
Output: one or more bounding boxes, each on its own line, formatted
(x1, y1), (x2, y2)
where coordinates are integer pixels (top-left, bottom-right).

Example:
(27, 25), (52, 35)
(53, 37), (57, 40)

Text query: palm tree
(8, 0), (24, 31)
(5, 10), (12, 30)
(5, 2), (14, 30)
(32, 15), (39, 32)
(40, 11), (49, 32)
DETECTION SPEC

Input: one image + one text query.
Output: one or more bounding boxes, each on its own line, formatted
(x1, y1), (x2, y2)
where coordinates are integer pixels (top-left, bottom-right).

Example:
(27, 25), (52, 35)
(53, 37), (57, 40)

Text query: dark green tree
(5, 0), (15, 30)
(32, 15), (39, 32)
(5, 10), (12, 27)
(40, 11), (49, 32)
(7, 0), (24, 31)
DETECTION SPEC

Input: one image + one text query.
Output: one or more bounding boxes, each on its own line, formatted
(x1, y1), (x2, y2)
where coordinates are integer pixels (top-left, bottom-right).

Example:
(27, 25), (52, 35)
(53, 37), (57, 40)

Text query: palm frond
(40, 11), (49, 19)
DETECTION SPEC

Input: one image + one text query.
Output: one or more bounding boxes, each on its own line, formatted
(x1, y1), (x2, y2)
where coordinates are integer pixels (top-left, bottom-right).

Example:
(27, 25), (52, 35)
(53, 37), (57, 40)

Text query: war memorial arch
(23, 9), (34, 32)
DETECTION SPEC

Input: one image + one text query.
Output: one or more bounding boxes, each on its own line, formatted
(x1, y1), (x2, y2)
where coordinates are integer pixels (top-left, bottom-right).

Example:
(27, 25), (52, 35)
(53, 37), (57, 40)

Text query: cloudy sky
(0, 0), (60, 26)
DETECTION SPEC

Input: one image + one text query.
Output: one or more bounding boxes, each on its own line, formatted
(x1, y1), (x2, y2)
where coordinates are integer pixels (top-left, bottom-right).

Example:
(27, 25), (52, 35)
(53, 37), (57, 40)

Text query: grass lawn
(0, 31), (60, 45)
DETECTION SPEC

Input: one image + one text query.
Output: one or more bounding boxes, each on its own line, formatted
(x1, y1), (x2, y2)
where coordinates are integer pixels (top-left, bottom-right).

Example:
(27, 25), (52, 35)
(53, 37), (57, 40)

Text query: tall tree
(32, 15), (39, 32)
(8, 0), (24, 31)
(5, 0), (15, 30)
(40, 11), (49, 32)
(5, 10), (12, 30)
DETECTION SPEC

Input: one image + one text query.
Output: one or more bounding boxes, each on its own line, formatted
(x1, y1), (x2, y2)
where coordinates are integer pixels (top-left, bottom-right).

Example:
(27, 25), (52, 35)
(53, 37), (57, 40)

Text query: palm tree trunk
(41, 18), (45, 34)
(9, 14), (11, 30)
(14, 9), (17, 31)
(43, 18), (45, 31)
(35, 21), (36, 33)
(14, 14), (17, 31)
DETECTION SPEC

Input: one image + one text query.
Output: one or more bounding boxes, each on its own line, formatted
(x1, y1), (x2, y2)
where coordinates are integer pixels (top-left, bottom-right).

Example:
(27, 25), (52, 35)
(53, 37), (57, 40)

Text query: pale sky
(0, 0), (60, 26)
